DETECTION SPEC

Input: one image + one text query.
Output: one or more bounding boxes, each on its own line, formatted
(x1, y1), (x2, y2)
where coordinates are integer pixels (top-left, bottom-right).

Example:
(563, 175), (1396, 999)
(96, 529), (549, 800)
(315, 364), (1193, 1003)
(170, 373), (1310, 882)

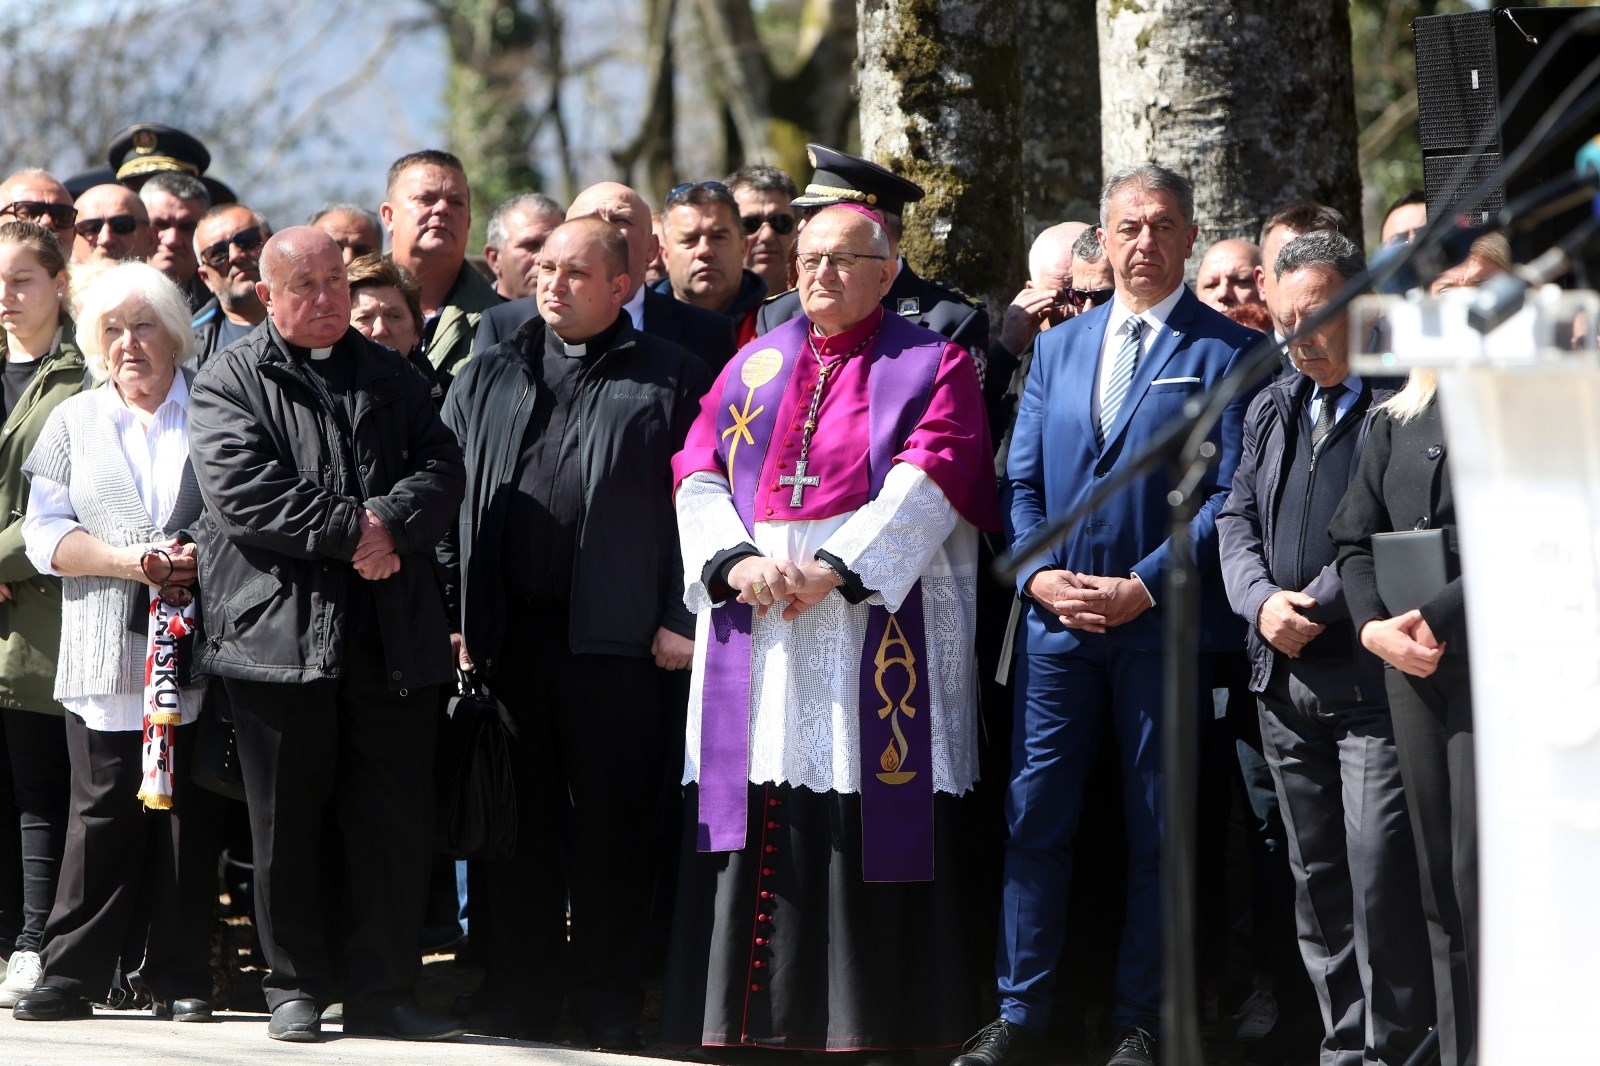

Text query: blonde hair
(73, 261), (197, 381)
(1379, 367), (1437, 424)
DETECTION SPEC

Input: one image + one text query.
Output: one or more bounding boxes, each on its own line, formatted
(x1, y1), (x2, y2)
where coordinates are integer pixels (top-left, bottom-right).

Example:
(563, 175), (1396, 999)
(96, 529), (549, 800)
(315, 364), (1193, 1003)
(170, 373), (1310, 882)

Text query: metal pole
(1160, 462), (1204, 1064)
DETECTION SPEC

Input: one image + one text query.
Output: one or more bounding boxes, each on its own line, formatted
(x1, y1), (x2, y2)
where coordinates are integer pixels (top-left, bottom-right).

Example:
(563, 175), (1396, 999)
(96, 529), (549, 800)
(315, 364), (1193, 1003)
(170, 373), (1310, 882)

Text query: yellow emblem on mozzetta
(741, 348), (783, 389)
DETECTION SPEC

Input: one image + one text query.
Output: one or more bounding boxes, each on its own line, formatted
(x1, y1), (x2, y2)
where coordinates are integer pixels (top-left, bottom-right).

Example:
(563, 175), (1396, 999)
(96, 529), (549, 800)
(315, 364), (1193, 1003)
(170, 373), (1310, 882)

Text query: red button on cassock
(765, 844), (777, 853)
(751, 984), (764, 992)
(766, 821), (780, 829)
(760, 891), (773, 900)
(755, 937), (768, 946)
(761, 868), (774, 876)
(753, 960), (766, 969)
(758, 913), (771, 922)
(768, 798), (780, 807)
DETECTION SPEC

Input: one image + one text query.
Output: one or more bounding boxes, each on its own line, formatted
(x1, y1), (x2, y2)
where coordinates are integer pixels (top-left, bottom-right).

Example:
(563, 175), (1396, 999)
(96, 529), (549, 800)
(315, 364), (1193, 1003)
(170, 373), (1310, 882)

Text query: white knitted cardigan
(22, 384), (203, 702)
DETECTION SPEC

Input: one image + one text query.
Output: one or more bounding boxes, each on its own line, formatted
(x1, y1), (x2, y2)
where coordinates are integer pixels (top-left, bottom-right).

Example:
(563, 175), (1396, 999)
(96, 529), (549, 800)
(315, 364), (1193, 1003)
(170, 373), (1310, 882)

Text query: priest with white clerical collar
(662, 202), (1000, 1055)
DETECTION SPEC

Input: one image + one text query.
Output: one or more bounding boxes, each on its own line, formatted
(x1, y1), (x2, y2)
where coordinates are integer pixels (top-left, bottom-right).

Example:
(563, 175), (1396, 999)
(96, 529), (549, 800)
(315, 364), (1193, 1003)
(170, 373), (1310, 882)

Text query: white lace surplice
(678, 462), (979, 797)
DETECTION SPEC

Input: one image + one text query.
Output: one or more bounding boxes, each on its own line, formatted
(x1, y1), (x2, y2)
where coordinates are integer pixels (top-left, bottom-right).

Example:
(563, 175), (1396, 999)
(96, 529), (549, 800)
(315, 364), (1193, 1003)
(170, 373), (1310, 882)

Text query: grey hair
(1274, 229), (1365, 282)
(486, 192), (564, 251)
(1099, 164), (1194, 229)
(307, 202), (380, 232)
(73, 260), (198, 380)
(139, 171), (210, 207)
(1072, 227), (1103, 263)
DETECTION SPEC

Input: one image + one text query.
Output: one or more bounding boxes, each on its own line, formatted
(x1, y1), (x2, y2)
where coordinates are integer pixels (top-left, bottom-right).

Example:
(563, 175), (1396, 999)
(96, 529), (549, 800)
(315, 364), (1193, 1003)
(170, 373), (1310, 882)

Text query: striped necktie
(1099, 316), (1143, 448)
(1311, 382), (1346, 451)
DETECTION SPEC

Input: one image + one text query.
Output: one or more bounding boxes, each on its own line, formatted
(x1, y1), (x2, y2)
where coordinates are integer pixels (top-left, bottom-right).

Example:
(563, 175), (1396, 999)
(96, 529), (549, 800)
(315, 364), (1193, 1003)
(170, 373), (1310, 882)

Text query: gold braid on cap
(799, 183), (878, 205)
(115, 156), (201, 180)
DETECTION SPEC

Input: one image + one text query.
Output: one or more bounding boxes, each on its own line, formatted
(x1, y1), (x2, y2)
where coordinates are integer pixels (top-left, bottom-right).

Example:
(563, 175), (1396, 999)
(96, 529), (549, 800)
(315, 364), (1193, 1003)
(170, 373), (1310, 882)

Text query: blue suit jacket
(1006, 286), (1263, 655)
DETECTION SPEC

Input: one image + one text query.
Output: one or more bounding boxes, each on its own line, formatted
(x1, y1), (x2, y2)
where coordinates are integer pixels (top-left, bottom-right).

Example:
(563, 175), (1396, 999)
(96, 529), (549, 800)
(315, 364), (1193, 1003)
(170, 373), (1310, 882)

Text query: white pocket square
(1150, 376), (1201, 385)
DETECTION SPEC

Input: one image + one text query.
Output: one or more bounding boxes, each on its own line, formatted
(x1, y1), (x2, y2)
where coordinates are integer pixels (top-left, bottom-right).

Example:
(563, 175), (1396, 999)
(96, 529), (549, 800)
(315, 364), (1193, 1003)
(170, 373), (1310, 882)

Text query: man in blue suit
(954, 165), (1263, 1066)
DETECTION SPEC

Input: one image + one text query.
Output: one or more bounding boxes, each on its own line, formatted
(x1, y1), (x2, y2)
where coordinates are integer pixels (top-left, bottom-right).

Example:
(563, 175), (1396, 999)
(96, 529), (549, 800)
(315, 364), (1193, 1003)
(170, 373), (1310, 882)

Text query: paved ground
(0, 1009), (695, 1066)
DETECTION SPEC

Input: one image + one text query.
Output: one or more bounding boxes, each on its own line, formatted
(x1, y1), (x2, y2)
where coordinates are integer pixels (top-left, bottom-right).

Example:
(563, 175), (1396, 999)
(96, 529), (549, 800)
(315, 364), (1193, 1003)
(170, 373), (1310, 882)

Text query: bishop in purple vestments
(661, 204), (999, 1053)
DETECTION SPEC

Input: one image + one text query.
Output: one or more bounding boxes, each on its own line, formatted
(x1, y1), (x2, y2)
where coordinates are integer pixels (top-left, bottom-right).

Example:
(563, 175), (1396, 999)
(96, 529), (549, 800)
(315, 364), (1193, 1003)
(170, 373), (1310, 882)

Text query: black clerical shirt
(501, 314), (627, 604)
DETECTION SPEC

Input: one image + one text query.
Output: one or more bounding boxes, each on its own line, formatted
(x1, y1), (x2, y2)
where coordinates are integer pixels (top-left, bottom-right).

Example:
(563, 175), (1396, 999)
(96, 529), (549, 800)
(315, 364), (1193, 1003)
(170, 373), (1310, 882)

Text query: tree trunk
(857, 0), (1024, 319)
(613, 0), (679, 195)
(1019, 0), (1102, 236)
(1098, 0), (1360, 251)
(433, 0), (548, 245)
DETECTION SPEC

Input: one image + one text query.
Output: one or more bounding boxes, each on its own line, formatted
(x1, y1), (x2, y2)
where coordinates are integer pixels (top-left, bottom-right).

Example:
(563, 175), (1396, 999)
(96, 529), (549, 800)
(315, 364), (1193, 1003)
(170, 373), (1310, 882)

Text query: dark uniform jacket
(438, 313), (711, 676)
(755, 259), (988, 356)
(188, 321), (464, 689)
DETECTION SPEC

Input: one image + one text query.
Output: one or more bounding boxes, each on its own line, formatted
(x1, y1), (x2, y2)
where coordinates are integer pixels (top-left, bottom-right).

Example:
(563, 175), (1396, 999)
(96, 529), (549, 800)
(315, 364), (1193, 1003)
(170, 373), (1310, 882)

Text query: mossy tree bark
(1098, 0), (1360, 252)
(857, 0), (1024, 321)
(1020, 0), (1102, 237)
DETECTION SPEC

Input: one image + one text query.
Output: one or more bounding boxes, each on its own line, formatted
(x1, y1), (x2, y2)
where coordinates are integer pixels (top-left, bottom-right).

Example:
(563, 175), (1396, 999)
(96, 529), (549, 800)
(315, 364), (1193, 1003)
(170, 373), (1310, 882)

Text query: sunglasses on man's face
(741, 212), (795, 236)
(199, 226), (264, 271)
(74, 214), (141, 240)
(666, 180), (733, 208)
(1066, 286), (1115, 309)
(1, 201), (77, 228)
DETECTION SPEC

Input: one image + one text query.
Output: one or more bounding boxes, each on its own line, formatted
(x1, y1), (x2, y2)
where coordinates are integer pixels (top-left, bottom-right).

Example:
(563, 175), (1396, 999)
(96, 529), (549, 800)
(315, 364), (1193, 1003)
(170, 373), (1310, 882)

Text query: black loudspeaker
(1414, 7), (1597, 266)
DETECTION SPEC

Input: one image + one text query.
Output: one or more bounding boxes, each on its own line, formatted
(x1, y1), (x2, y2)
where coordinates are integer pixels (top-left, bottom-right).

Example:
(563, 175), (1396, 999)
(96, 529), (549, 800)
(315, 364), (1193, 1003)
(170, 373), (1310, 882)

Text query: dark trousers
(1, 709), (70, 954)
(1386, 658), (1476, 1066)
(997, 643), (1166, 1034)
(225, 637), (438, 1012)
(482, 605), (661, 1030)
(39, 716), (220, 1002)
(1259, 661), (1433, 1066)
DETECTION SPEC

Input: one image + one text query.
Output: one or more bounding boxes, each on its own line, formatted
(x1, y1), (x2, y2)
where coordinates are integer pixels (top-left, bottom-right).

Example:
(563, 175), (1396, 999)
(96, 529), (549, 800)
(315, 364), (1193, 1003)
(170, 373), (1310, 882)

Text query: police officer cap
(791, 144), (925, 215)
(105, 124), (236, 204)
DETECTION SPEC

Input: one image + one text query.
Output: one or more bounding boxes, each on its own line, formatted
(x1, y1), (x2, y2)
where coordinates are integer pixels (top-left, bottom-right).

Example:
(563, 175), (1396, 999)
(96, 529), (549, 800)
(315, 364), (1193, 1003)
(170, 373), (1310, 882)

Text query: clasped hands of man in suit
(1026, 568), (1153, 632)
(1256, 589), (1325, 659)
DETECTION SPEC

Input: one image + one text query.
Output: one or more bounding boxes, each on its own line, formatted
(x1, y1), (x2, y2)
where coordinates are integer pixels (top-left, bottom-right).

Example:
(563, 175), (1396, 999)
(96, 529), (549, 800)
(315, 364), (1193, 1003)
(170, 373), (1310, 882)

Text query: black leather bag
(434, 672), (519, 860)
(191, 680), (247, 803)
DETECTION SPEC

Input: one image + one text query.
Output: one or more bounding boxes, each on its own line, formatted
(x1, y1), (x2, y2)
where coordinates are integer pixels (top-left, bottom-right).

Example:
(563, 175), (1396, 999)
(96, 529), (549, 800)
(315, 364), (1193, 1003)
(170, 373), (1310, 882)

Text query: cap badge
(896, 298), (920, 317)
(132, 128), (158, 154)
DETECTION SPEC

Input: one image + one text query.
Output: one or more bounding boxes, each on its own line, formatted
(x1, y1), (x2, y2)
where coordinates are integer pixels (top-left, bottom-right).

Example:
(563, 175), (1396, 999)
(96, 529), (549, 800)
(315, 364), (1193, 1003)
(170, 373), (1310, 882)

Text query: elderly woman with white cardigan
(11, 260), (221, 1023)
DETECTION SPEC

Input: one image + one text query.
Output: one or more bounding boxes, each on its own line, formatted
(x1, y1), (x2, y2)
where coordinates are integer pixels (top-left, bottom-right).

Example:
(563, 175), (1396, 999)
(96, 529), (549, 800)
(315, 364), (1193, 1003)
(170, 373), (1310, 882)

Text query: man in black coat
(1217, 231), (1431, 1066)
(472, 181), (736, 371)
(753, 145), (988, 357)
(188, 228), (466, 1044)
(441, 217), (710, 1047)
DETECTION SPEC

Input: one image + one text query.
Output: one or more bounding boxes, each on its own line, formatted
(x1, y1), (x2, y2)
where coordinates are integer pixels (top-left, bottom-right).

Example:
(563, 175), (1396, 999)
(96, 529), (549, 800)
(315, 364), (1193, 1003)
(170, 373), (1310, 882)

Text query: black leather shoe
(343, 1001), (465, 1041)
(1106, 1026), (1158, 1066)
(267, 999), (321, 1042)
(153, 997), (214, 1022)
(951, 1018), (1034, 1066)
(12, 987), (93, 1021)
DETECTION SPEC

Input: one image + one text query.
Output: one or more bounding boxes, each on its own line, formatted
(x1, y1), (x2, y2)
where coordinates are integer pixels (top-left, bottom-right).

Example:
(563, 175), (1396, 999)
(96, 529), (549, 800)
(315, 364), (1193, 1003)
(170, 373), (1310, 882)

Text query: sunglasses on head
(1, 201), (77, 228)
(74, 214), (141, 240)
(1066, 286), (1115, 309)
(666, 180), (733, 208)
(199, 226), (264, 270)
(741, 212), (795, 236)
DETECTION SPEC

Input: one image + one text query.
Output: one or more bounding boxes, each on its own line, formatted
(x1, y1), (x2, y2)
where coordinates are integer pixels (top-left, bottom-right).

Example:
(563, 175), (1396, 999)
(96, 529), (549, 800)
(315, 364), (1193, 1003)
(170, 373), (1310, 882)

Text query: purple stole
(698, 314), (944, 882)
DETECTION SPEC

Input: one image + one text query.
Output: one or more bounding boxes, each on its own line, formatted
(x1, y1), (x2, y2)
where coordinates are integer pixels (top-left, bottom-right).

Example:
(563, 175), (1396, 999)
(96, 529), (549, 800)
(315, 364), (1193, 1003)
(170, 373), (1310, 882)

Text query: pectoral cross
(778, 459), (821, 507)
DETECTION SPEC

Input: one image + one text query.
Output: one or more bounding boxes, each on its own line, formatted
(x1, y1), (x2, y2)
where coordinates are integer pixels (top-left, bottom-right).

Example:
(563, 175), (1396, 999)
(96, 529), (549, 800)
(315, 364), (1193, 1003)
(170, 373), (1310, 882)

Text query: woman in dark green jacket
(0, 221), (85, 1005)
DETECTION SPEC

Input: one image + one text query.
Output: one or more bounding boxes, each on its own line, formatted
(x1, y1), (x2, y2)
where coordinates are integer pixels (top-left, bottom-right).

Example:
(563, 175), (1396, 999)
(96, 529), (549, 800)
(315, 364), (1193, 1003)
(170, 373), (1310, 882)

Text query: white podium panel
(1353, 289), (1600, 1063)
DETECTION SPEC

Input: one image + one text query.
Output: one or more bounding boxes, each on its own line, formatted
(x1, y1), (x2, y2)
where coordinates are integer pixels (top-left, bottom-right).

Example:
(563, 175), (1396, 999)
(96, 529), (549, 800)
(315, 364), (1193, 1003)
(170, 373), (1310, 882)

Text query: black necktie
(1311, 383), (1346, 451)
